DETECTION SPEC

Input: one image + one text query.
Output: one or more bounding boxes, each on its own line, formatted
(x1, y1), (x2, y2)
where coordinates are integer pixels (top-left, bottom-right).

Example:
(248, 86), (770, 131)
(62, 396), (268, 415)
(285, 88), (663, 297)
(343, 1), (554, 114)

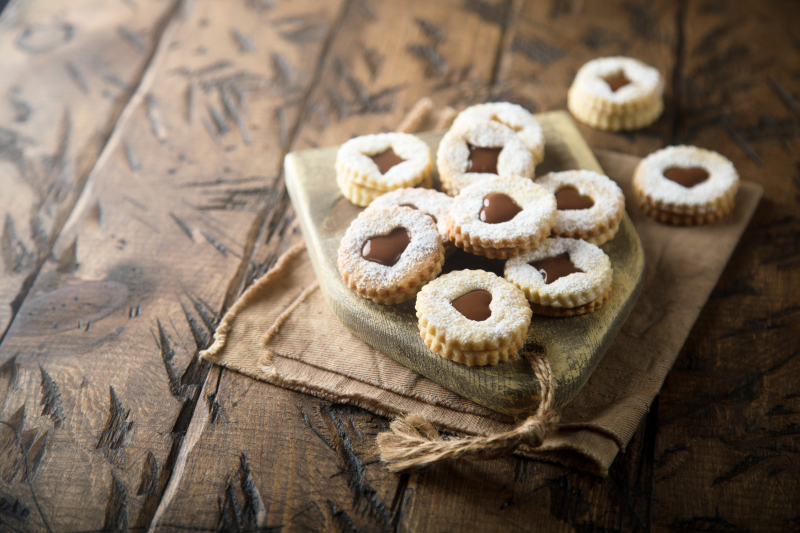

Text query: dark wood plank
(0, 0), (176, 338)
(496, 0), (678, 158)
(652, 1), (800, 531)
(153, 369), (401, 532)
(0, 0), (346, 530)
(1, 0), (796, 530)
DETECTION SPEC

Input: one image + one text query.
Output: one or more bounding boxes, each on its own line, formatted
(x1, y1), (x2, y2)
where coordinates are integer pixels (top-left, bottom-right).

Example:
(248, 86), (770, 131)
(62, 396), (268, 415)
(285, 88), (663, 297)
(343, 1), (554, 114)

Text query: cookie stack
(335, 132), (433, 206)
(632, 145), (739, 225)
(567, 56), (664, 132)
(436, 103), (542, 196)
(416, 270), (532, 366)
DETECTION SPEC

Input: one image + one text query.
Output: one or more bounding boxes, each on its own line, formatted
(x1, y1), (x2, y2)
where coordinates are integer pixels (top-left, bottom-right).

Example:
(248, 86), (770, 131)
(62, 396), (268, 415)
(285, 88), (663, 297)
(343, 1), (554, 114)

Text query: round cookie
(505, 238), (613, 317)
(535, 170), (625, 246)
(367, 187), (454, 252)
(336, 133), (433, 206)
(568, 56), (664, 131)
(451, 102), (545, 164)
(436, 120), (534, 197)
(446, 175), (556, 259)
(416, 270), (532, 366)
(632, 145), (739, 225)
(338, 207), (445, 304)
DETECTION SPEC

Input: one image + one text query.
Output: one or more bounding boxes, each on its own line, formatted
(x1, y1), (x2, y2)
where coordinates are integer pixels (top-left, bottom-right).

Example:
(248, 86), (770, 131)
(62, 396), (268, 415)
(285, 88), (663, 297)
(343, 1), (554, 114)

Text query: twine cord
(377, 349), (559, 472)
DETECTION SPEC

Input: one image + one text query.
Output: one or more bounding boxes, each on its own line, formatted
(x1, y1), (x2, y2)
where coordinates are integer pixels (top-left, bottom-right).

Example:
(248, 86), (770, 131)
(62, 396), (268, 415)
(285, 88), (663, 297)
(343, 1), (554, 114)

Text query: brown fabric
(201, 150), (762, 476)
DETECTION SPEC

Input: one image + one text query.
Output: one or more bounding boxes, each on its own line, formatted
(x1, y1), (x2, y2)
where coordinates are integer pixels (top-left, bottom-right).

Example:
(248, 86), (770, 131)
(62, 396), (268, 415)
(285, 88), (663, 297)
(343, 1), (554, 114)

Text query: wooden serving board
(284, 110), (645, 416)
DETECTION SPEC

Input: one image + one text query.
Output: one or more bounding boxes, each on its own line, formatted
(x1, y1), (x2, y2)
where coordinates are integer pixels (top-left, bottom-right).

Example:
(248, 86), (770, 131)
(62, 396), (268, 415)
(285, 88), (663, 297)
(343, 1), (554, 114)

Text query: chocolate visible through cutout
(530, 253), (583, 284)
(451, 290), (492, 321)
(362, 227), (410, 266)
(556, 187), (594, 210)
(663, 166), (710, 188)
(480, 193), (522, 224)
(371, 148), (405, 174)
(468, 144), (502, 174)
(399, 203), (437, 224)
(604, 72), (631, 92)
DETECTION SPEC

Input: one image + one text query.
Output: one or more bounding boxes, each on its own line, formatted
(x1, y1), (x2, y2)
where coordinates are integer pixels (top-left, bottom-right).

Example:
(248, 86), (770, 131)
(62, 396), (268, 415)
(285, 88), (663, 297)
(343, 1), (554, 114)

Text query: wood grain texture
(0, 0), (797, 530)
(153, 0), (523, 529)
(0, 0), (346, 530)
(496, 0), (678, 157)
(651, 1), (800, 531)
(152, 369), (402, 532)
(0, 0), (176, 338)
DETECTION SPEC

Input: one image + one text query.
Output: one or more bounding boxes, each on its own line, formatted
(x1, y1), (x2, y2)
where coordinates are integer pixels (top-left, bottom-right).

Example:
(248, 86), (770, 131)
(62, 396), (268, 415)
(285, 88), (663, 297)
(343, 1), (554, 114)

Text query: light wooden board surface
(285, 116), (644, 415)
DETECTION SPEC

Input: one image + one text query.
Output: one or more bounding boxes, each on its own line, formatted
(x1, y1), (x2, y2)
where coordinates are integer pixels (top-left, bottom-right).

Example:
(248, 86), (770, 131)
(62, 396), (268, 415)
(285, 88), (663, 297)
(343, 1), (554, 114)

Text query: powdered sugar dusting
(448, 176), (556, 243)
(634, 145), (739, 210)
(367, 188), (453, 242)
(571, 56), (663, 105)
(452, 102), (545, 161)
(416, 270), (531, 346)
(336, 132), (432, 190)
(505, 238), (612, 306)
(437, 120), (534, 195)
(536, 170), (625, 235)
(338, 207), (441, 288)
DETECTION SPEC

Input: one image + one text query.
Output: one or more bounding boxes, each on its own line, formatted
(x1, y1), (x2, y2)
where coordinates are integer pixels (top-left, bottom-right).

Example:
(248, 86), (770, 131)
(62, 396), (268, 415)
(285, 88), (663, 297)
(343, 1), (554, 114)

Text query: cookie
(535, 170), (625, 246)
(338, 172), (433, 207)
(367, 187), (455, 253)
(445, 175), (556, 259)
(338, 207), (445, 304)
(632, 145), (739, 225)
(451, 102), (545, 164)
(504, 238), (613, 317)
(335, 133), (433, 206)
(567, 56), (664, 132)
(416, 270), (532, 366)
(436, 120), (534, 196)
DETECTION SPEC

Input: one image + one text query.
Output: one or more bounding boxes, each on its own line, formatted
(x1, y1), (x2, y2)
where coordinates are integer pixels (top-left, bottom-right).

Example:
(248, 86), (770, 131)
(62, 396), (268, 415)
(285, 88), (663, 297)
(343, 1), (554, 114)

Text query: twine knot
(377, 350), (559, 472)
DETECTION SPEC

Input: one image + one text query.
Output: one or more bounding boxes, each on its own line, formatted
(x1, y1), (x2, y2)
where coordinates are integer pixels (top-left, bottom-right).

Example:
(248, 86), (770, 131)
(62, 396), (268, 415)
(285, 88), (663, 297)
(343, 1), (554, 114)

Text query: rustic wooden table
(0, 0), (798, 531)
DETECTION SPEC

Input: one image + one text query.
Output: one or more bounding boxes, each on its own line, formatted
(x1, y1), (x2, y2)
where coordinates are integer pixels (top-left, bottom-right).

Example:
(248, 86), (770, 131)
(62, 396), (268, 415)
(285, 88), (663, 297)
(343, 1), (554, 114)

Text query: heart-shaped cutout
(530, 253), (583, 284)
(451, 290), (492, 321)
(361, 227), (410, 266)
(371, 148), (405, 174)
(480, 193), (522, 223)
(663, 166), (709, 188)
(468, 144), (502, 174)
(604, 72), (631, 92)
(556, 187), (594, 210)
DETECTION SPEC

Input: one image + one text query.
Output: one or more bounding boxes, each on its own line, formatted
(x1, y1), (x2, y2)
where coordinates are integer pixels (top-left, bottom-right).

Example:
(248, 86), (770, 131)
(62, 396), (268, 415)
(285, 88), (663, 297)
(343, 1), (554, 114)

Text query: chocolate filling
(604, 73), (631, 92)
(663, 166), (709, 188)
(480, 193), (522, 224)
(468, 144), (502, 174)
(530, 253), (583, 284)
(556, 187), (594, 210)
(451, 290), (492, 322)
(361, 227), (410, 266)
(399, 203), (437, 224)
(371, 148), (405, 174)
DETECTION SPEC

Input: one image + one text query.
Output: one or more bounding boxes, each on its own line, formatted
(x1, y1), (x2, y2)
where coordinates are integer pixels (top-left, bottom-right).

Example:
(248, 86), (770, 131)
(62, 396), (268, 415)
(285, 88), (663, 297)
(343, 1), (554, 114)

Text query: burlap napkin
(201, 150), (761, 476)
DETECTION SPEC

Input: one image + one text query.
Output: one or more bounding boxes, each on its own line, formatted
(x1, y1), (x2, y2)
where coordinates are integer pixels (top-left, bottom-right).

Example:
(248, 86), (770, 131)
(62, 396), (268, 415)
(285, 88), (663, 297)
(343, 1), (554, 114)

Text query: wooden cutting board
(284, 110), (645, 416)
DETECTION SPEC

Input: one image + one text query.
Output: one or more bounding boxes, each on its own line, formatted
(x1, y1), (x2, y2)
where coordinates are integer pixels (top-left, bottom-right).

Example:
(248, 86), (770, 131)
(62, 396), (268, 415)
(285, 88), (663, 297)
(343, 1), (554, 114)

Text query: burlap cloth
(201, 150), (762, 476)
